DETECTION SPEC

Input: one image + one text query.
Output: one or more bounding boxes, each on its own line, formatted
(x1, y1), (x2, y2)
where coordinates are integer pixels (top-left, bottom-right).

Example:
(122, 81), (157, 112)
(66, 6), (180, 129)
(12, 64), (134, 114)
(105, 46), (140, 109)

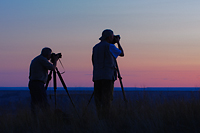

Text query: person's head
(99, 29), (114, 43)
(41, 47), (52, 60)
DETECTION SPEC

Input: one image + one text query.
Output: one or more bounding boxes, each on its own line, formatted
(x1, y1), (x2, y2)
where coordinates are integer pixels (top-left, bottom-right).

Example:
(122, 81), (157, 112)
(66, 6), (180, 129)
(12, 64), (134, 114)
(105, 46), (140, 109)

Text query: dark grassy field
(1, 91), (200, 133)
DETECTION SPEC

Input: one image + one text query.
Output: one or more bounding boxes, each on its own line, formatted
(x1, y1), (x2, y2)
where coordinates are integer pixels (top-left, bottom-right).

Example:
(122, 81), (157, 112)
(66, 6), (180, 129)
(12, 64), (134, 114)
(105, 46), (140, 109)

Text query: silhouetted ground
(1, 90), (200, 132)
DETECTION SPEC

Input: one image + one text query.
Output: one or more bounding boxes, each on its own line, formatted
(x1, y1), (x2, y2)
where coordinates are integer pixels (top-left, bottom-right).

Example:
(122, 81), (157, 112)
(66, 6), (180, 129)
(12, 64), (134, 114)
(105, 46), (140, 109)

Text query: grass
(1, 92), (200, 133)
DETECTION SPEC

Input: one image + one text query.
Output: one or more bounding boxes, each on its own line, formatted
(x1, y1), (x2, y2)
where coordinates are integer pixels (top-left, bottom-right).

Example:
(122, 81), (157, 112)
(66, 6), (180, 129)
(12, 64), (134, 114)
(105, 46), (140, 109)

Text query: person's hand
(50, 54), (59, 63)
(54, 55), (59, 62)
(114, 35), (120, 44)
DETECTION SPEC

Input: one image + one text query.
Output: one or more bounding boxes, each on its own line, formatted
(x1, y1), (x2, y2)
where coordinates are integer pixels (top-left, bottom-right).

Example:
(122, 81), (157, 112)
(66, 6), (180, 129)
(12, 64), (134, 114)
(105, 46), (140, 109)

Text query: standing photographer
(28, 47), (59, 115)
(92, 29), (124, 119)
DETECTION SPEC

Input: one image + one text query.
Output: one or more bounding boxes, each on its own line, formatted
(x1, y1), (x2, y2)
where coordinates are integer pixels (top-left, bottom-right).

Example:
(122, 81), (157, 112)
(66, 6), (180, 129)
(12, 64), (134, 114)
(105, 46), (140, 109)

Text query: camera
(51, 53), (62, 63)
(51, 53), (62, 58)
(112, 35), (120, 44)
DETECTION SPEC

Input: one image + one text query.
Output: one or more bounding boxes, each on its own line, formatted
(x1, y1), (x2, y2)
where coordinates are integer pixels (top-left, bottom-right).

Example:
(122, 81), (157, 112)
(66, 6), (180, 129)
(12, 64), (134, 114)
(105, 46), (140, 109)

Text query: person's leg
(101, 80), (114, 119)
(94, 80), (103, 119)
(29, 81), (40, 116)
(40, 85), (50, 112)
(29, 81), (50, 115)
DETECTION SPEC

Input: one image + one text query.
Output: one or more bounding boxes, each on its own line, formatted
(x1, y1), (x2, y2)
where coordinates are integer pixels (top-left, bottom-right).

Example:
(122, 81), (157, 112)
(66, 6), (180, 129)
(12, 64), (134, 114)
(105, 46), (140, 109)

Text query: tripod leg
(55, 68), (73, 105)
(45, 70), (53, 90)
(55, 68), (80, 118)
(86, 91), (94, 107)
(53, 70), (57, 109)
(119, 77), (128, 102)
(116, 61), (128, 102)
(82, 91), (94, 116)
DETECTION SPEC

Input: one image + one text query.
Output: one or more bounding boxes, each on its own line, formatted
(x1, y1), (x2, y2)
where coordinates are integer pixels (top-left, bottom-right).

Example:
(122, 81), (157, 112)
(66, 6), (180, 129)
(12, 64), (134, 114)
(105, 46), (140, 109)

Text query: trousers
(28, 80), (50, 114)
(94, 79), (114, 119)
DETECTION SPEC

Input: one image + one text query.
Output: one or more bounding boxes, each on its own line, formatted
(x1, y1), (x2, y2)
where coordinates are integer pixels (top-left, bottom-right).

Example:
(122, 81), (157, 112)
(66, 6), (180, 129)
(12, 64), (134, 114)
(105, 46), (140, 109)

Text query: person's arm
(110, 44), (123, 58)
(42, 55), (59, 71)
(116, 42), (124, 57)
(115, 37), (124, 57)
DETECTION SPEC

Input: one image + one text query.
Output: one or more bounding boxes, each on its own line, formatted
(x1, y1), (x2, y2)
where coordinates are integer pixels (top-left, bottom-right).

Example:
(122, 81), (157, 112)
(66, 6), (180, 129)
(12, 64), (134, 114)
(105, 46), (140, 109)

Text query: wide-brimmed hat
(99, 29), (114, 40)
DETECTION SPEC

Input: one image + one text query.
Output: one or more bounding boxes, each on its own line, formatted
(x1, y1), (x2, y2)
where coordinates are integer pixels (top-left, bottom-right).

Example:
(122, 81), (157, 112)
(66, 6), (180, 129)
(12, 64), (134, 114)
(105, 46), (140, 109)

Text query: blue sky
(1, 0), (200, 87)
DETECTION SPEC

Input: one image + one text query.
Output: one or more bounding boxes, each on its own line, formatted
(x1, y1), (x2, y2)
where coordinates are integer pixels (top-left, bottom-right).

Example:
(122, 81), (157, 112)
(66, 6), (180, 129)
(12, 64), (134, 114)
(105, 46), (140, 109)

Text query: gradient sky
(1, 0), (200, 87)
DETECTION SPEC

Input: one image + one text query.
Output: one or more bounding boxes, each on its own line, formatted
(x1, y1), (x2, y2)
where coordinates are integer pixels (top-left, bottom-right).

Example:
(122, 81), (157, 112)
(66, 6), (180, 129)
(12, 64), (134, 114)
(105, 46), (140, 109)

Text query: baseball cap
(99, 29), (114, 40)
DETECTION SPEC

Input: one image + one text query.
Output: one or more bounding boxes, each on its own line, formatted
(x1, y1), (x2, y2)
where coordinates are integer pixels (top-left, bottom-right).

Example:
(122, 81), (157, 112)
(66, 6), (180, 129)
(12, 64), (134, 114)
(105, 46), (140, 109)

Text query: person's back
(92, 40), (117, 81)
(29, 55), (52, 83)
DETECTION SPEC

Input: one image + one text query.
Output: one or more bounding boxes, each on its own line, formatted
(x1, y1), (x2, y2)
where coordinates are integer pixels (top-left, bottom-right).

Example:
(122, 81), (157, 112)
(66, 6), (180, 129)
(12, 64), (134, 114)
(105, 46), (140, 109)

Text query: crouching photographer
(28, 47), (61, 115)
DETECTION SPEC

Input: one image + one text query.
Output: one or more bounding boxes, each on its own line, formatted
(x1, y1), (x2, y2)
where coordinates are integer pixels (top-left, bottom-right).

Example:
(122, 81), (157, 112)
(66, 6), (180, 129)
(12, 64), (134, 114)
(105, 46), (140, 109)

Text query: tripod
(45, 67), (79, 117)
(115, 59), (128, 102)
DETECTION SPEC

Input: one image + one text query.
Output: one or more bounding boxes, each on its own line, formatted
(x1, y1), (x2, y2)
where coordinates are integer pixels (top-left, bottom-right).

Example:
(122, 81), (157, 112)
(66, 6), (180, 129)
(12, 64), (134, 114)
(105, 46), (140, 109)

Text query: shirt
(29, 55), (54, 83)
(92, 41), (121, 81)
(109, 44), (122, 58)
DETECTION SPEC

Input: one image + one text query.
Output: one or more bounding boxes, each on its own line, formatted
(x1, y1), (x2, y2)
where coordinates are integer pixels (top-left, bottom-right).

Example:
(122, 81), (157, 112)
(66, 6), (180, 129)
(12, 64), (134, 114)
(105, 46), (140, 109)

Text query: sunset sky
(1, 0), (200, 87)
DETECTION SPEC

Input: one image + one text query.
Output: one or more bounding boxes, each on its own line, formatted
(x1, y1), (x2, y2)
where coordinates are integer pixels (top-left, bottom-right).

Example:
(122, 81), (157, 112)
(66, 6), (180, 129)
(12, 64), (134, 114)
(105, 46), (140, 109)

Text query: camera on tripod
(51, 53), (62, 63)
(112, 35), (120, 44)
